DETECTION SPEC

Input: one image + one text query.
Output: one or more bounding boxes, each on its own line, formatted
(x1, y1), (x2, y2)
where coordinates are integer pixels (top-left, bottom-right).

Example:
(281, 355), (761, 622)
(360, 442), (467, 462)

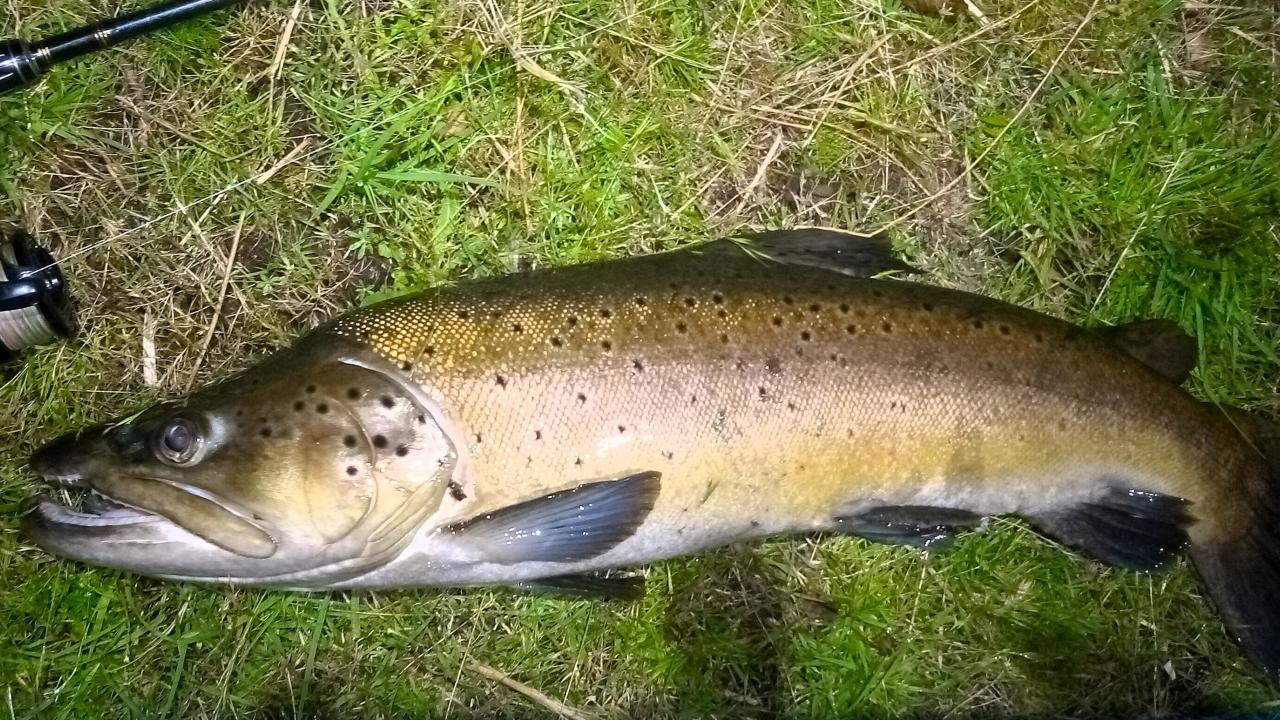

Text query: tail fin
(1188, 411), (1280, 679)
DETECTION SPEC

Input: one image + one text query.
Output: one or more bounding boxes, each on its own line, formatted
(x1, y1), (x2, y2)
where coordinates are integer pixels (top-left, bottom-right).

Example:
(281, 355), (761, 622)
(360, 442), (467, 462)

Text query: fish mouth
(26, 458), (278, 561)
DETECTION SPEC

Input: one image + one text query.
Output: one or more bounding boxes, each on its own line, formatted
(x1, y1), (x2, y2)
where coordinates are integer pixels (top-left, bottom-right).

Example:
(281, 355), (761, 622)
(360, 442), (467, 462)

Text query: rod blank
(1, 0), (248, 95)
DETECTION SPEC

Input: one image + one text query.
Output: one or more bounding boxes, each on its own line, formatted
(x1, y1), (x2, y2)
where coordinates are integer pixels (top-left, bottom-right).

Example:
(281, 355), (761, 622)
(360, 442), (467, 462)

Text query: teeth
(85, 491), (125, 514)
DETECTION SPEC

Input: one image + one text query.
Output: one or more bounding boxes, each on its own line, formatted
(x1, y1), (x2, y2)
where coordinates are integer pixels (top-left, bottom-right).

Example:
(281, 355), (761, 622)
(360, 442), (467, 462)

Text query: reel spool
(0, 230), (76, 362)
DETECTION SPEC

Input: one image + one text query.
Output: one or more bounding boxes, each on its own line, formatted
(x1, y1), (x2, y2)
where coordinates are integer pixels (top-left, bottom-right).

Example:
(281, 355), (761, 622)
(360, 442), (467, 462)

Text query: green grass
(2, 0), (1279, 716)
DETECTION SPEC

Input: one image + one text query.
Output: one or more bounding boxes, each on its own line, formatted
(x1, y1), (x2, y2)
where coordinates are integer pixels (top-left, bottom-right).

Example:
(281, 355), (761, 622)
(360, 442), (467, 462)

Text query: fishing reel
(0, 230), (76, 362)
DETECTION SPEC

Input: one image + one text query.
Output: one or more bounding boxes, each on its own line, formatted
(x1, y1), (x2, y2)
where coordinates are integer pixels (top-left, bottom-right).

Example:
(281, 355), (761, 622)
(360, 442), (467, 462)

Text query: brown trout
(25, 229), (1280, 676)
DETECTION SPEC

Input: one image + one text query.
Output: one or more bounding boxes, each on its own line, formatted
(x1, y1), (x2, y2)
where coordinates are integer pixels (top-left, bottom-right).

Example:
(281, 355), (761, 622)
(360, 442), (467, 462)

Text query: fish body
(25, 230), (1280, 677)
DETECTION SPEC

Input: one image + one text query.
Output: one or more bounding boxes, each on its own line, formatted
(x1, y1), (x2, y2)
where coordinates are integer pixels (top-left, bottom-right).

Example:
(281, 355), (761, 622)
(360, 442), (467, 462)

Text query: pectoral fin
(447, 471), (661, 564)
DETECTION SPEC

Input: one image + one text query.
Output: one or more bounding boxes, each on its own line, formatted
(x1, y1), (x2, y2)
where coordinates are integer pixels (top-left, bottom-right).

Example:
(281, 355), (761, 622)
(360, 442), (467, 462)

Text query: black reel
(0, 230), (76, 362)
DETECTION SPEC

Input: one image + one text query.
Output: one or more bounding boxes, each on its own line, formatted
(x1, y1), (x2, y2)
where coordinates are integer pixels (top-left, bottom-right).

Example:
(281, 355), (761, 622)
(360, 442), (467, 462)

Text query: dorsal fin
(733, 228), (919, 278)
(1096, 319), (1198, 384)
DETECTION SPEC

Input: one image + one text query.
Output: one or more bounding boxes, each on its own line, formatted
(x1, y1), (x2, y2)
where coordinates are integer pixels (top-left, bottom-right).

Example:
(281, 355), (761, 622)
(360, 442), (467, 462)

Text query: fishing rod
(1, 0), (250, 96)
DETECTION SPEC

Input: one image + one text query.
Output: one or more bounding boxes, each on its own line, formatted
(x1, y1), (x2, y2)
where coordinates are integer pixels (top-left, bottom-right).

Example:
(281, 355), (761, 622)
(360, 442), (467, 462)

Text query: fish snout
(30, 431), (94, 487)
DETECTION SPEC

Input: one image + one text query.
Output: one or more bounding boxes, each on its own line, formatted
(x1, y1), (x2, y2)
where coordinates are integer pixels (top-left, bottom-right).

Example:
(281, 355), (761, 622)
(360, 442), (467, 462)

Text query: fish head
(25, 339), (458, 586)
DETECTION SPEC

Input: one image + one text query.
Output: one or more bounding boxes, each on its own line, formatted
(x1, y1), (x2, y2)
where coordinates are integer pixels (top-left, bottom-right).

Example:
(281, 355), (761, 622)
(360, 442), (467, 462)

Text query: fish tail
(1187, 409), (1280, 678)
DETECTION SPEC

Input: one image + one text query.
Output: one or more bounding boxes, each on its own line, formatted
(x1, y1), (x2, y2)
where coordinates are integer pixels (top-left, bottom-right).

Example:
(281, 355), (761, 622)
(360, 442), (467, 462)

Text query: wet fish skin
(24, 229), (1280, 677)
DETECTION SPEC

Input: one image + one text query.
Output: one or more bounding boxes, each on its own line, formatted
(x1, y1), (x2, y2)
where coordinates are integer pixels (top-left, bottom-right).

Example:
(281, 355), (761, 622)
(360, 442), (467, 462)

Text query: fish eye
(154, 417), (202, 465)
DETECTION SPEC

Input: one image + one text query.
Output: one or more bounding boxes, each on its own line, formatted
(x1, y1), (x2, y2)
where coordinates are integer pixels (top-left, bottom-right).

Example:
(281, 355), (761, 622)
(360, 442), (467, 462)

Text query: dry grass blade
(876, 0), (1104, 234)
(466, 662), (595, 720)
(186, 214), (245, 391)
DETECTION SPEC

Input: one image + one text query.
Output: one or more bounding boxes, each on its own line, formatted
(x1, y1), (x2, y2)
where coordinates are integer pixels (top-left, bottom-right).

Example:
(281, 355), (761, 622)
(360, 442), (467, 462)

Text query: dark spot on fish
(719, 333), (729, 344)
(758, 386), (768, 398)
(316, 403), (330, 414)
(567, 316), (578, 327)
(618, 425), (626, 433)
(347, 388), (360, 400)
(809, 303), (821, 313)
(632, 359), (645, 373)
(550, 337), (563, 347)
(684, 297), (696, 308)
(846, 325), (857, 335)
(872, 289), (883, 299)
(235, 409), (244, 417)
(972, 320), (984, 330)
(306, 385), (317, 394)
(293, 401), (304, 411)
(800, 331), (812, 341)
(787, 402), (797, 411)
(690, 395), (698, 405)
(635, 297), (648, 307)
(535, 430), (543, 440)
(577, 392), (587, 404)
(343, 435), (357, 448)
(473, 433), (482, 444)
(381, 396), (395, 409)
(600, 308), (612, 319)
(772, 316), (784, 327)
(717, 309), (728, 319)
(574, 457), (583, 466)
(449, 481), (467, 501)
(1035, 332), (1045, 343)
(373, 435), (388, 449)
(662, 451), (674, 460)
(999, 325), (1011, 335)
(495, 374), (507, 388)
(512, 323), (524, 333)
(840, 303), (850, 314)
(260, 428), (272, 438)
(346, 466), (358, 476)
(751, 520), (760, 528)
(489, 310), (503, 319)
(922, 302), (934, 312)
(766, 357), (782, 374)
(457, 310), (470, 319)
(712, 293), (724, 304)
(783, 295), (794, 305)
(424, 346), (435, 356)
(986, 361), (996, 370)
(882, 322), (892, 333)
(676, 322), (688, 334)
(602, 340), (613, 352)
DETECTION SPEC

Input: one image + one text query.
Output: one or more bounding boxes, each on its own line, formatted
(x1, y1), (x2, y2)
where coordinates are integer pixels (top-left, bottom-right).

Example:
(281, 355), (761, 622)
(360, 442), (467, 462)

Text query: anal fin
(1032, 488), (1193, 571)
(447, 471), (661, 565)
(834, 505), (982, 551)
